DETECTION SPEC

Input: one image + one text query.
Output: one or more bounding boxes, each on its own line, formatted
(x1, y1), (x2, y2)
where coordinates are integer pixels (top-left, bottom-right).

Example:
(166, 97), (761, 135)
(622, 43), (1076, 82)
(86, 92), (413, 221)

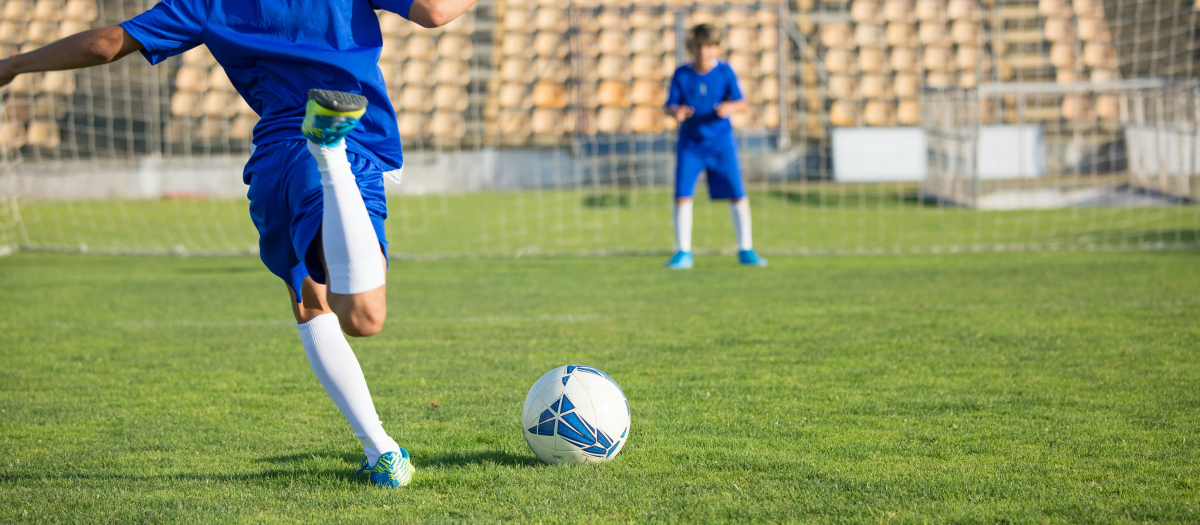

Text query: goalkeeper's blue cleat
(355, 449), (415, 488)
(665, 251), (694, 270)
(738, 249), (768, 267)
(302, 89), (368, 147)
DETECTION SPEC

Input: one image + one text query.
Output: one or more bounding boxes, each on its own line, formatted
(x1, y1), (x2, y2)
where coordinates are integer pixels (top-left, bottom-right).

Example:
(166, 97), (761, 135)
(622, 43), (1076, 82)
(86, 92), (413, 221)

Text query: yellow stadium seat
(532, 81), (568, 108)
(27, 120), (61, 149)
(0, 121), (28, 149)
(596, 107), (627, 133)
(631, 106), (664, 133)
(428, 111), (466, 138)
(33, 0), (62, 22)
(597, 81), (631, 108)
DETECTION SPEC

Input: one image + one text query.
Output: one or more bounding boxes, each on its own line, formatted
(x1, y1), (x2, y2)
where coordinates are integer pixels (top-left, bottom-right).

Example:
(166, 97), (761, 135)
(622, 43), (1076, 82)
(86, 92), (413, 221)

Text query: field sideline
(1, 251), (1198, 522)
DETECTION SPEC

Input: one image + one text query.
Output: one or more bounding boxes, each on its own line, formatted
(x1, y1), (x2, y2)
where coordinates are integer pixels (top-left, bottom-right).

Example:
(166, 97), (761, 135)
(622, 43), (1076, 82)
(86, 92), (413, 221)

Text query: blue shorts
(245, 139), (389, 300)
(674, 140), (745, 200)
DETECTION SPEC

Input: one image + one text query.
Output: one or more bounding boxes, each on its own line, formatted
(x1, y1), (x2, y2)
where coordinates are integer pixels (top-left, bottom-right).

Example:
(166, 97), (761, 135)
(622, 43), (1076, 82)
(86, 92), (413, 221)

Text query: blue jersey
(121, 0), (415, 175)
(665, 62), (744, 149)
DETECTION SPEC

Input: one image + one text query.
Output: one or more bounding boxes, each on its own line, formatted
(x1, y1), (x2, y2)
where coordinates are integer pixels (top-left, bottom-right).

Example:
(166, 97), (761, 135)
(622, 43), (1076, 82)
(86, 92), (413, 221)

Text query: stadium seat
(404, 61), (435, 86)
(230, 114), (255, 140)
(860, 74), (886, 99)
(175, 66), (207, 92)
(33, 0), (61, 22)
(897, 98), (920, 125)
(405, 35), (436, 61)
(0, 121), (28, 149)
(863, 99), (890, 126)
(597, 107), (628, 133)
(428, 111), (466, 139)
(26, 120), (60, 149)
(830, 100), (856, 126)
(915, 0), (943, 21)
(532, 82), (568, 108)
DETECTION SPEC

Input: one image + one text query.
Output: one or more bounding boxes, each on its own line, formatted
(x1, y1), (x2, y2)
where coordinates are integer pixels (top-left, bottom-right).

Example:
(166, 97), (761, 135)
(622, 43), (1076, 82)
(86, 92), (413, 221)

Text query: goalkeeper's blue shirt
(665, 62), (744, 149)
(121, 0), (416, 175)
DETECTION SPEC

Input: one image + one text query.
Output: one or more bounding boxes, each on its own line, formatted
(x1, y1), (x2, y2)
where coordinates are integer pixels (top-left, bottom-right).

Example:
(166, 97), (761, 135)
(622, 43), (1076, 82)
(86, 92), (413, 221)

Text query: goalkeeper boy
(664, 23), (767, 269)
(0, 0), (475, 488)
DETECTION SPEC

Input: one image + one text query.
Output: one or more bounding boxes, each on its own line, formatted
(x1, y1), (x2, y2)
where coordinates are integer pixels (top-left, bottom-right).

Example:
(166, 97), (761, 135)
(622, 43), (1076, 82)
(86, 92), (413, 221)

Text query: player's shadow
(259, 448), (541, 469)
(422, 449), (541, 469)
(259, 450), (363, 466)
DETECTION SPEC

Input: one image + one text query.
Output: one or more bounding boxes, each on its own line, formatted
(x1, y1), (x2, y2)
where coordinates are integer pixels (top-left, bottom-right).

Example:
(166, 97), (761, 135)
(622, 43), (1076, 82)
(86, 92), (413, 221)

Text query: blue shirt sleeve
(371, 0), (416, 18)
(724, 65), (744, 102)
(120, 0), (209, 65)
(665, 69), (683, 107)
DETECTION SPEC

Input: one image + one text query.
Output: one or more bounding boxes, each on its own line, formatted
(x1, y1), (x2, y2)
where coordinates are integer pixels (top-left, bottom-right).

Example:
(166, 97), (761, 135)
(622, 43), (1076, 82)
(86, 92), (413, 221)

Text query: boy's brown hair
(687, 23), (721, 48)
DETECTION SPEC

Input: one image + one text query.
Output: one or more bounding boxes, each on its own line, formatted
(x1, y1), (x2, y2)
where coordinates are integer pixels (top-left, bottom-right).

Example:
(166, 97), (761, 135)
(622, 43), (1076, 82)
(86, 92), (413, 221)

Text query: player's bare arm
(407, 0), (478, 28)
(715, 99), (748, 118)
(0, 26), (142, 88)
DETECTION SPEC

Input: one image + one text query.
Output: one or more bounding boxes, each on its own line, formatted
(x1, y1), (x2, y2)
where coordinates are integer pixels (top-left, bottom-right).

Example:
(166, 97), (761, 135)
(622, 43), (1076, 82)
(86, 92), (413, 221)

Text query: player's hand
(715, 102), (735, 118)
(673, 106), (693, 122)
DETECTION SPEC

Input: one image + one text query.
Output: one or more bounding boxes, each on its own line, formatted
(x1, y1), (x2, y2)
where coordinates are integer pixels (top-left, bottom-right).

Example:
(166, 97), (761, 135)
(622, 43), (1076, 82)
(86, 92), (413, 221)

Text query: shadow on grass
(0, 468), (357, 484)
(770, 189), (936, 208)
(259, 450), (362, 466)
(421, 449), (541, 469)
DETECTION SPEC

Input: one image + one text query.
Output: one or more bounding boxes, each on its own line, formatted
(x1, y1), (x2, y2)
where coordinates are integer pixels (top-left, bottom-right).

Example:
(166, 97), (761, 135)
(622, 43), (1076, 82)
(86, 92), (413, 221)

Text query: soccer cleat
(738, 249), (768, 267)
(355, 449), (415, 488)
(664, 251), (694, 270)
(302, 89), (368, 147)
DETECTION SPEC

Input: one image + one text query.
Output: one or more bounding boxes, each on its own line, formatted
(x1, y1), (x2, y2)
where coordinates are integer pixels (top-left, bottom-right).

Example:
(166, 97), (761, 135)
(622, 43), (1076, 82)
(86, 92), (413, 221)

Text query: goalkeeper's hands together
(669, 105), (694, 123)
(715, 100), (748, 118)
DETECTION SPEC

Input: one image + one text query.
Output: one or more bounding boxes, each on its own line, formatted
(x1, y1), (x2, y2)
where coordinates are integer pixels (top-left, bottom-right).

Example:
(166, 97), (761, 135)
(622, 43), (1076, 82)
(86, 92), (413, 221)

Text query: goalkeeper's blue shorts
(244, 139), (389, 301)
(674, 138), (746, 200)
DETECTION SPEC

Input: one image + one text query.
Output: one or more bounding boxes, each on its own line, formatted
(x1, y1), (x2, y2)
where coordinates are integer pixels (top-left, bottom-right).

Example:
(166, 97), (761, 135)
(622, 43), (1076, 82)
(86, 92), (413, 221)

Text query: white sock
(730, 199), (753, 251)
(297, 313), (400, 464)
(674, 200), (693, 252)
(307, 141), (386, 295)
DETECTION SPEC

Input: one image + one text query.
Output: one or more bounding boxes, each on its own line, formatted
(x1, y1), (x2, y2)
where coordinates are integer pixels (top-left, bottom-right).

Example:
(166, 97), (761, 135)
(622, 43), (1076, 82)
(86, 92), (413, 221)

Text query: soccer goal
(921, 80), (1200, 250)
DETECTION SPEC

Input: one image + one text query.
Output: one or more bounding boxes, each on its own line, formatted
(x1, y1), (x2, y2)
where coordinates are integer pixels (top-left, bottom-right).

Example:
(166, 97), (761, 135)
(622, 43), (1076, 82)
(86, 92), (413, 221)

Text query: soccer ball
(522, 365), (630, 465)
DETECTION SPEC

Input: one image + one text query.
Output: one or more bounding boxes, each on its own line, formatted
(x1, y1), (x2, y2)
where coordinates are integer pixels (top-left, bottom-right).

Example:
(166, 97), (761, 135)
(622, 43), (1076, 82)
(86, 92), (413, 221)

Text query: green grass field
(13, 188), (1200, 256)
(2, 251), (1199, 522)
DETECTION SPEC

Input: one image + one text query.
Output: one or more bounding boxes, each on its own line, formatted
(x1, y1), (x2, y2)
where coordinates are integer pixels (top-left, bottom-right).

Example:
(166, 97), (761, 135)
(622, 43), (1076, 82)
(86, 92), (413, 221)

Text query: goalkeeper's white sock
(297, 313), (400, 465)
(674, 200), (693, 252)
(730, 199), (753, 251)
(307, 141), (385, 295)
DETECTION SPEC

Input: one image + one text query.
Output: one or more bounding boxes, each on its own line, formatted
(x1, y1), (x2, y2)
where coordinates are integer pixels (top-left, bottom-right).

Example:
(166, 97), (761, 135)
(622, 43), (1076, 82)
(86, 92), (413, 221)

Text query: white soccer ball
(522, 365), (630, 465)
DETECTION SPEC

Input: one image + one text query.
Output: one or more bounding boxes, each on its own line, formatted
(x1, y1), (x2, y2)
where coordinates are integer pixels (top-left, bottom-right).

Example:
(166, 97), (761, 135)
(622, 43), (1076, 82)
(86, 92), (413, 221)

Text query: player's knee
(340, 308), (385, 337)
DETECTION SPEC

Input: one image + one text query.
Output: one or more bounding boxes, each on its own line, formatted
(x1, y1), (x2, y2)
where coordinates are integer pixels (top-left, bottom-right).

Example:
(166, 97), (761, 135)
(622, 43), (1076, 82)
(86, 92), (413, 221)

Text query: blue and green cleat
(301, 89), (368, 147)
(665, 251), (694, 270)
(738, 249), (768, 267)
(356, 449), (415, 488)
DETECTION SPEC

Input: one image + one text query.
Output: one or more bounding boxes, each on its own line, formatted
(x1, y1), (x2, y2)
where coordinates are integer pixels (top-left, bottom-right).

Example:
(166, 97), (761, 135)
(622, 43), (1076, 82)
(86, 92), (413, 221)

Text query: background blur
(0, 0), (1197, 258)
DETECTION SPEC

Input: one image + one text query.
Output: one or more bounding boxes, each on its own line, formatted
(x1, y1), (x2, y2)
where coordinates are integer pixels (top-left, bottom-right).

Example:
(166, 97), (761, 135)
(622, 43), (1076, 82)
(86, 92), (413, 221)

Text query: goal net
(1, 0), (1197, 258)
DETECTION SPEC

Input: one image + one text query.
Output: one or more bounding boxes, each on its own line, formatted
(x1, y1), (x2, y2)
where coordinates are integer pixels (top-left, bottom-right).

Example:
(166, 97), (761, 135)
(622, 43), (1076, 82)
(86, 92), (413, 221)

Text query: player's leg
(247, 141), (411, 488)
(668, 147), (704, 270)
(301, 89), (388, 336)
(289, 280), (413, 488)
(707, 143), (767, 267)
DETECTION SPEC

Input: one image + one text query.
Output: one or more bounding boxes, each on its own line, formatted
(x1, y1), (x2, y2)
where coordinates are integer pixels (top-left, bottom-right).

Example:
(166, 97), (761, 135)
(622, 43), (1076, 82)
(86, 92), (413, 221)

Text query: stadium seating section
(0, 0), (1160, 151)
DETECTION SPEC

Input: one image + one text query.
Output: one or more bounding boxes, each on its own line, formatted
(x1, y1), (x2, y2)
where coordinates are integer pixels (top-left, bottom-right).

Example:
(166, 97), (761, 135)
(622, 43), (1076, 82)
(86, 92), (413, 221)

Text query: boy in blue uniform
(664, 24), (767, 269)
(0, 0), (476, 488)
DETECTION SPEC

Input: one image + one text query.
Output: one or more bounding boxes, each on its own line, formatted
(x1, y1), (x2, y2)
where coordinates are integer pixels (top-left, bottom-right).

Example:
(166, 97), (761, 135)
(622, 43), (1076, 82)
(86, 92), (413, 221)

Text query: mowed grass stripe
(0, 252), (1197, 522)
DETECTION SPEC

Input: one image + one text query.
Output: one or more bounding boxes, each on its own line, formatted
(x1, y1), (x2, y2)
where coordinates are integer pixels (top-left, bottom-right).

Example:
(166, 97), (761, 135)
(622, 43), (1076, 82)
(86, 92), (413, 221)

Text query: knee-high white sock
(730, 199), (753, 251)
(297, 313), (400, 464)
(674, 200), (693, 252)
(307, 141), (385, 295)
